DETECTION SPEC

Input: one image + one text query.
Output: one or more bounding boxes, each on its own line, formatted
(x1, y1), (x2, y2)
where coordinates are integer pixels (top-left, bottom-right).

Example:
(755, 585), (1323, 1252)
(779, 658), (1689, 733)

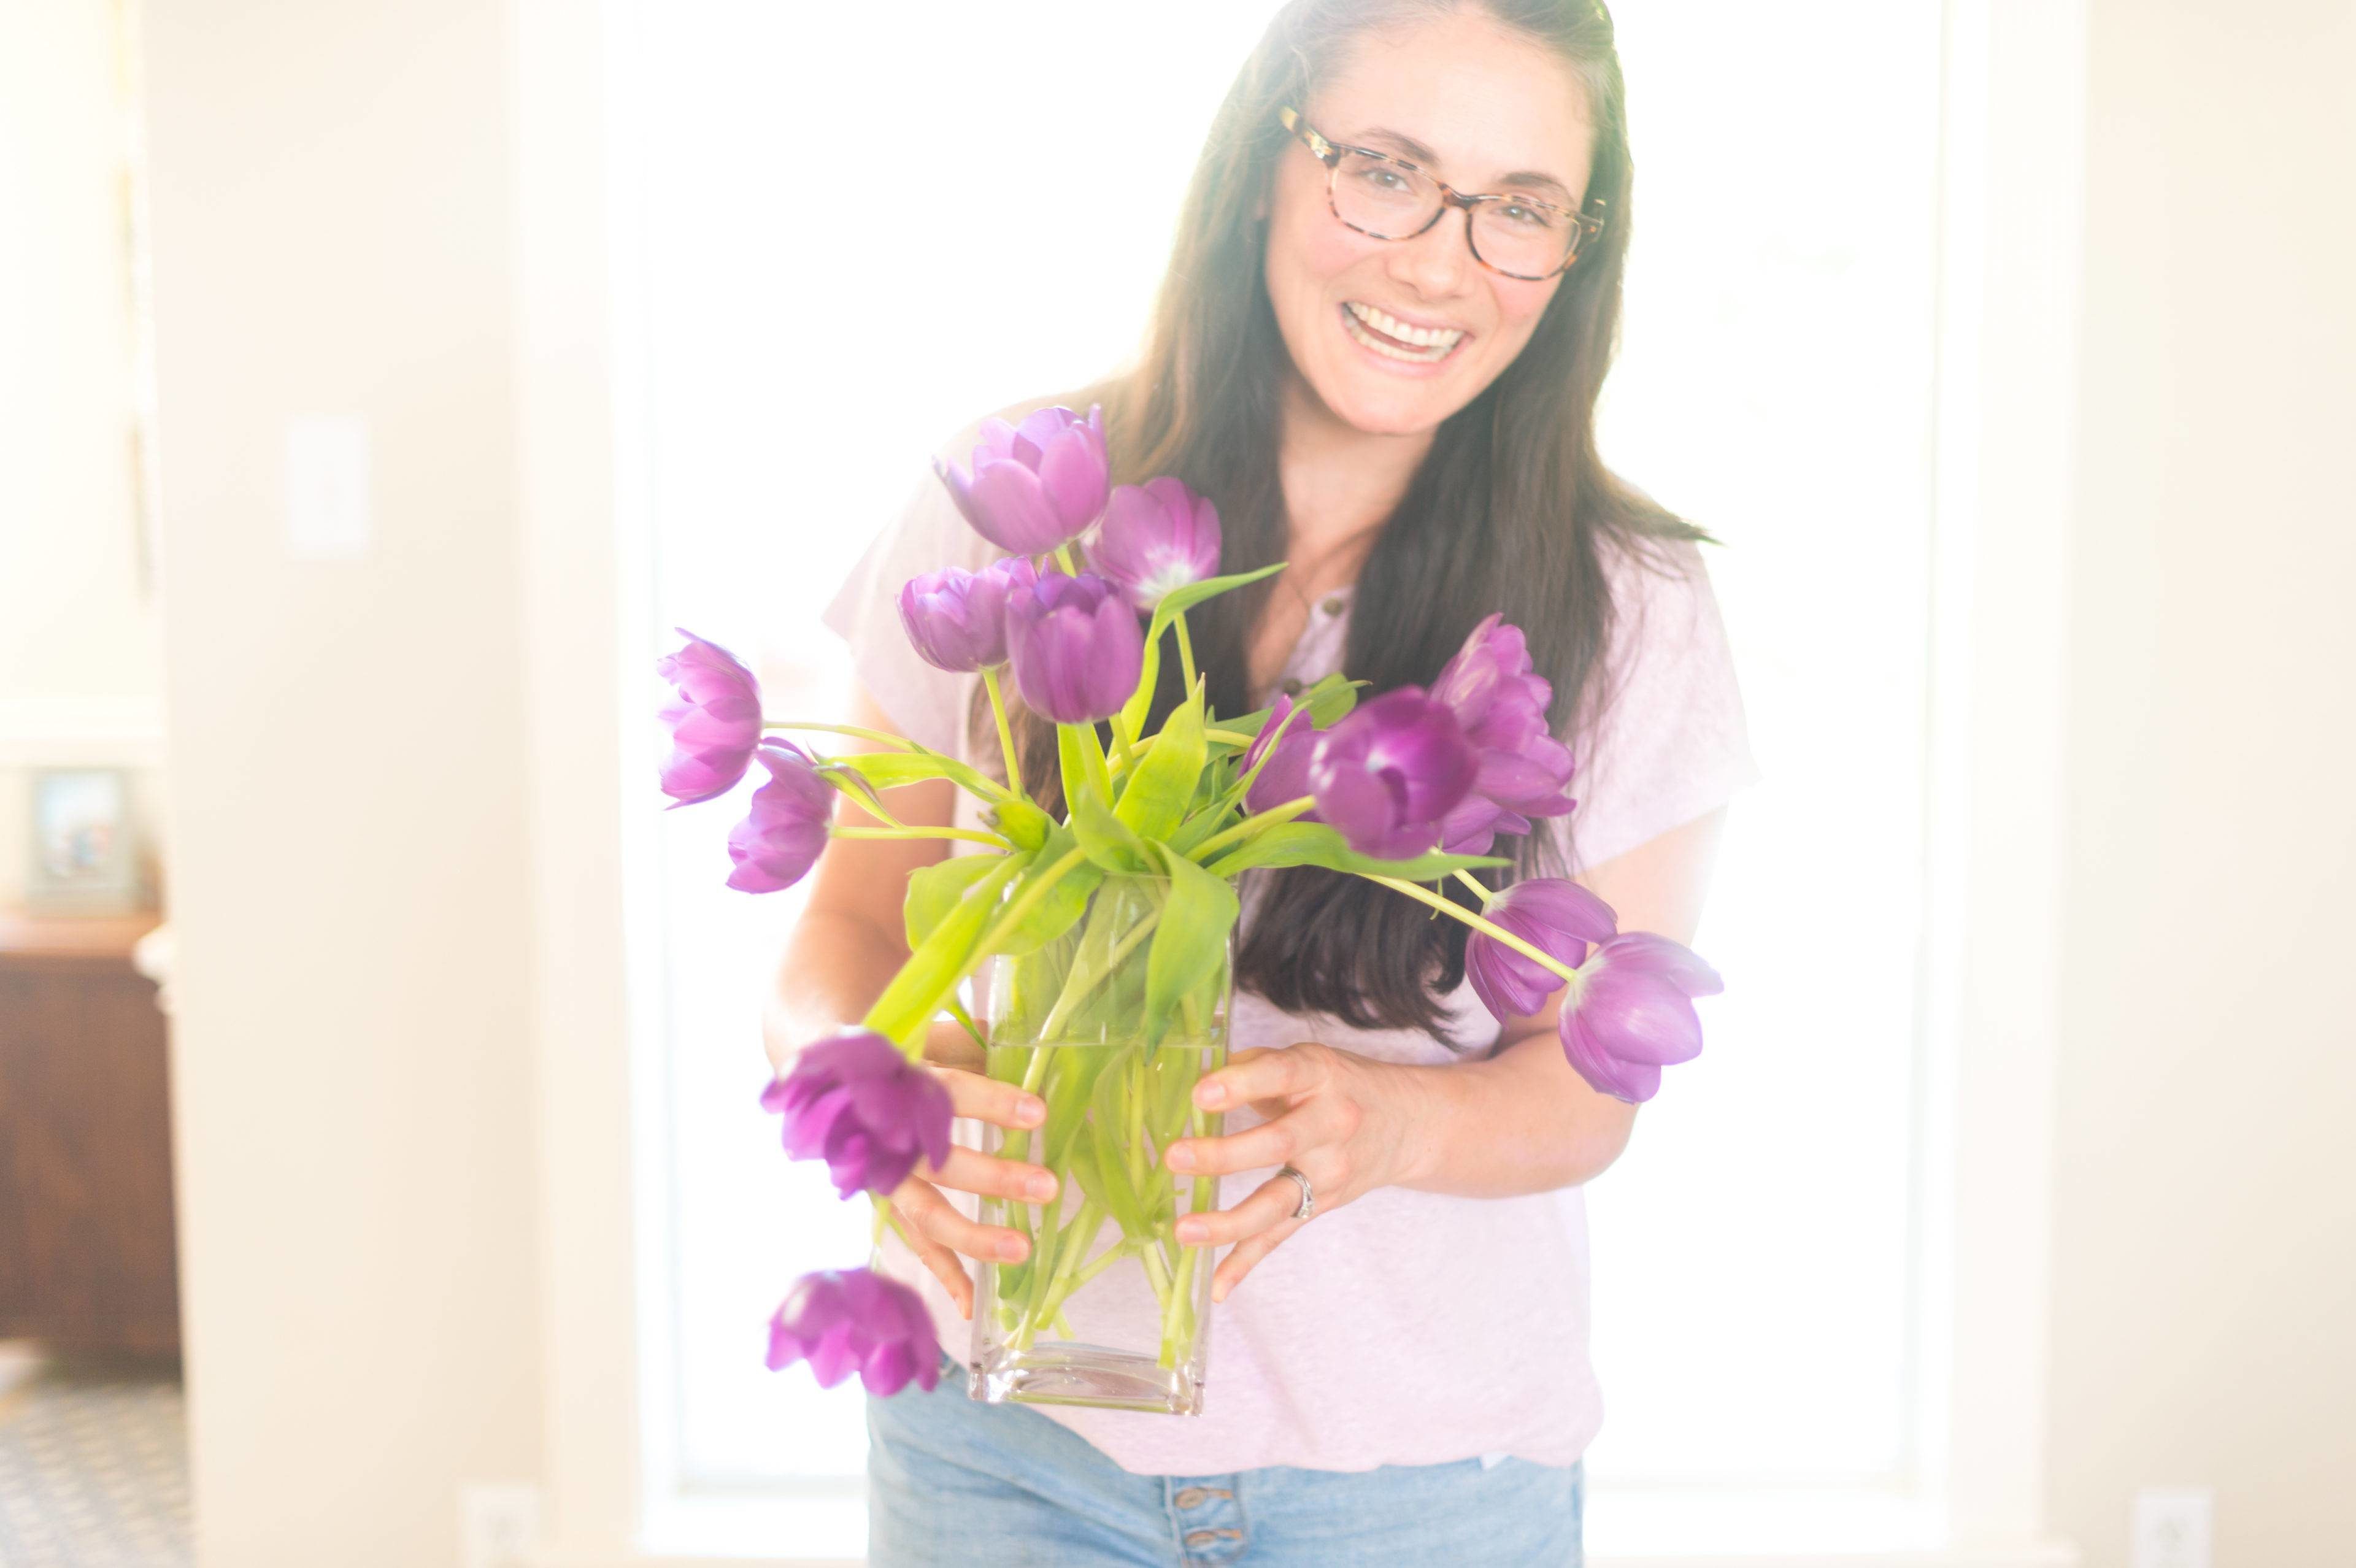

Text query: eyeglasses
(1278, 106), (1606, 282)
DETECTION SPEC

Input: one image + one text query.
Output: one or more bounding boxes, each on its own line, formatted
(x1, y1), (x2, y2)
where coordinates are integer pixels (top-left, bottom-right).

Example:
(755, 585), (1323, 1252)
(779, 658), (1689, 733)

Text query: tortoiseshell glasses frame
(1277, 106), (1607, 282)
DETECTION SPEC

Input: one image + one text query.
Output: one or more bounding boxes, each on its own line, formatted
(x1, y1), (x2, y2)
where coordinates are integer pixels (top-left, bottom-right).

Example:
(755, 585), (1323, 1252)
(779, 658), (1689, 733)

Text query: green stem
(830, 824), (1010, 849)
(1035, 908), (1162, 1041)
(862, 847), (1089, 1051)
(980, 666), (1023, 798)
(1363, 873), (1582, 987)
(1174, 612), (1198, 691)
(1054, 543), (1079, 575)
(1190, 794), (1315, 863)
(762, 720), (913, 748)
(1450, 869), (1494, 905)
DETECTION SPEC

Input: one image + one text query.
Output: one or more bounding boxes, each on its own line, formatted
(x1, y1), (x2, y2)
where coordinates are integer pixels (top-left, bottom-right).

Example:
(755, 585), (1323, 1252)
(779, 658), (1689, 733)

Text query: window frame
(516, 0), (2088, 1559)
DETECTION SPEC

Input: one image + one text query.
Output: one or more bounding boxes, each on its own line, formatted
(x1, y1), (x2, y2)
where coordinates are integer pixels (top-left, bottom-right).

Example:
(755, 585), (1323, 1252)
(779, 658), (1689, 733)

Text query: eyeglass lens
(1329, 151), (1579, 278)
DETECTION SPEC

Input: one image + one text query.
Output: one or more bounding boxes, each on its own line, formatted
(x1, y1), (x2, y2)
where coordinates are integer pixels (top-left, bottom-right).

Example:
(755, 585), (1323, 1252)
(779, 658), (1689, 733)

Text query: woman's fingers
(920, 1016), (987, 1073)
(1211, 1215), (1304, 1303)
(1191, 1042), (1326, 1112)
(934, 1064), (1048, 1131)
(1174, 1172), (1302, 1248)
(894, 1170), (1034, 1267)
(885, 1181), (976, 1318)
(1164, 1097), (1348, 1178)
(919, 1143), (1058, 1205)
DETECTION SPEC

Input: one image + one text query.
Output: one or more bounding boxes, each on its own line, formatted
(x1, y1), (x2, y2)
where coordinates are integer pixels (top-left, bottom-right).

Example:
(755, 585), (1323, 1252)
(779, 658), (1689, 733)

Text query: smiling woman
(764, 2), (1757, 1564)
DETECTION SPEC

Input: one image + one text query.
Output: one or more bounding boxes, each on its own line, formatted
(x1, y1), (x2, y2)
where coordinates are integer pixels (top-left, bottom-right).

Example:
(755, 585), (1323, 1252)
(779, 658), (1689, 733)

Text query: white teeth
(1345, 301), (1465, 350)
(1342, 302), (1463, 363)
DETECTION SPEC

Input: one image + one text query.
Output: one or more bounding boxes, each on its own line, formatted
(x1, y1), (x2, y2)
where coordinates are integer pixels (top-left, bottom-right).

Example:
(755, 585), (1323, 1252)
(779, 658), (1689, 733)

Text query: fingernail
(998, 1236), (1028, 1262)
(1195, 1083), (1225, 1109)
(1166, 1146), (1196, 1172)
(1017, 1096), (1046, 1126)
(1177, 1220), (1204, 1243)
(1026, 1173), (1057, 1201)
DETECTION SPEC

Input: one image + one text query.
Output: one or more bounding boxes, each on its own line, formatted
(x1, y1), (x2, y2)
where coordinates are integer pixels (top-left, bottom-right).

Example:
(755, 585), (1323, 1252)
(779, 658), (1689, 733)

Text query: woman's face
(1265, 13), (1596, 438)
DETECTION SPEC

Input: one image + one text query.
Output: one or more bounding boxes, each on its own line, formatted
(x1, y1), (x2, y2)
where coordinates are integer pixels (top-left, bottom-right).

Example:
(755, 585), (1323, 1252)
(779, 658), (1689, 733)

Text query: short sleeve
(818, 466), (999, 758)
(1562, 537), (1761, 872)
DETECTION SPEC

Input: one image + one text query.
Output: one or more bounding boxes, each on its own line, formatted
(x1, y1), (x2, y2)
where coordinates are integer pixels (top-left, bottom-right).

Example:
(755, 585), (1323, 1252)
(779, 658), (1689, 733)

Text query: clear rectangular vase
(964, 874), (1230, 1416)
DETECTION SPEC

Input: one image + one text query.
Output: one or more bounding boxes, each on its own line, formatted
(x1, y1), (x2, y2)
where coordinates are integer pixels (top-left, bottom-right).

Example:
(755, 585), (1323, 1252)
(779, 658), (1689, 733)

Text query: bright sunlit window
(629, 0), (1947, 1550)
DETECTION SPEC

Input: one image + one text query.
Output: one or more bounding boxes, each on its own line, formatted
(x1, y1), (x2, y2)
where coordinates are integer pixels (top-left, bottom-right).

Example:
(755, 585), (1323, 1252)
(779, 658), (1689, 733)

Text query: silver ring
(1276, 1163), (1315, 1221)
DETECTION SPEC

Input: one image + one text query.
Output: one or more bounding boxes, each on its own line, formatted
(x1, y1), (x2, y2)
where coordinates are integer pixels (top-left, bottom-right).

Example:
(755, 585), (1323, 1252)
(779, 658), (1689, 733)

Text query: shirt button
(1320, 595), (1345, 615)
(1184, 1529), (1219, 1547)
(1279, 677), (1304, 696)
(1174, 1486), (1207, 1508)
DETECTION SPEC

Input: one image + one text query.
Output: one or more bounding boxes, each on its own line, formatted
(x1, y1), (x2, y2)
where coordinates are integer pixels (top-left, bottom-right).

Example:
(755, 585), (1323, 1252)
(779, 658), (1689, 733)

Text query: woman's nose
(1384, 207), (1477, 299)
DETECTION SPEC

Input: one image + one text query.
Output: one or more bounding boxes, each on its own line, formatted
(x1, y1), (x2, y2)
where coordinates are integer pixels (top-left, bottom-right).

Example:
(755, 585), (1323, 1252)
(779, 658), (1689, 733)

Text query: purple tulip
(1003, 569), (1145, 726)
(766, 1267), (941, 1396)
(725, 739), (833, 893)
(935, 405), (1109, 555)
(761, 1028), (953, 1199)
(1465, 877), (1620, 1022)
(897, 557), (1035, 673)
(1307, 687), (1479, 861)
(656, 630), (764, 807)
(1091, 477), (1222, 609)
(1242, 694), (1322, 818)
(1430, 614), (1577, 852)
(1559, 933), (1723, 1104)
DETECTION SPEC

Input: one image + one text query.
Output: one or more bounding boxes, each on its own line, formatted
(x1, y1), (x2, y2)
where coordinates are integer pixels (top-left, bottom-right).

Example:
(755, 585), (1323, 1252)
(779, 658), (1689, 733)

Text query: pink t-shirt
(820, 428), (1758, 1478)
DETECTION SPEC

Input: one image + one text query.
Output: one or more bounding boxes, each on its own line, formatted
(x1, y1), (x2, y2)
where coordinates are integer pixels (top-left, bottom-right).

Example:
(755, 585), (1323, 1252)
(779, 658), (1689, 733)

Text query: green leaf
(1120, 563), (1291, 738)
(1085, 1050), (1153, 1240)
(1144, 844), (1240, 1047)
(1057, 722), (1112, 813)
(1201, 820), (1507, 882)
(987, 796), (1052, 851)
(991, 836), (1104, 956)
(863, 850), (1030, 1045)
(1041, 1047), (1114, 1172)
(903, 852), (1004, 950)
(1151, 561), (1287, 624)
(1223, 672), (1363, 746)
(1115, 686), (1206, 844)
(834, 748), (1012, 804)
(1071, 793), (1153, 875)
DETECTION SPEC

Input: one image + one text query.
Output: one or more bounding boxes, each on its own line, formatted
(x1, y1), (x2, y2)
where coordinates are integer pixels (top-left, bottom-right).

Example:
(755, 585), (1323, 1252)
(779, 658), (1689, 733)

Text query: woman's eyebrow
(1353, 125), (1572, 199)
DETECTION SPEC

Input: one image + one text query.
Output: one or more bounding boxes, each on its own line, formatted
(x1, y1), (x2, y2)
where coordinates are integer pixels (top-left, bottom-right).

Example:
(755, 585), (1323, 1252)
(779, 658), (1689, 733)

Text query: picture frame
(26, 766), (148, 915)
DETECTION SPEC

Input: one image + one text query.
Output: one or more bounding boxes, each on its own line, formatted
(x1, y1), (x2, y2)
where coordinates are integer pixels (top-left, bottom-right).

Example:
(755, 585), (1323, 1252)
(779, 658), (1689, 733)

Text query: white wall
(141, 3), (542, 1564)
(2046, 2), (2356, 1562)
(0, 0), (163, 903)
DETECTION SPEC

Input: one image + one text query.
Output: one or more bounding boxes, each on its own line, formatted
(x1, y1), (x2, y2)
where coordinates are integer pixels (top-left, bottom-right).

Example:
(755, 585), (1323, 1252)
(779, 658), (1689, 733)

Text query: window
(590, 1), (2071, 1558)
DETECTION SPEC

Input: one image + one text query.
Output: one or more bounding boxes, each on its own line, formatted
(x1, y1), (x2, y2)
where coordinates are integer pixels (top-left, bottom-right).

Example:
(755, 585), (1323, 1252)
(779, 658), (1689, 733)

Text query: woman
(772, 1), (1755, 1561)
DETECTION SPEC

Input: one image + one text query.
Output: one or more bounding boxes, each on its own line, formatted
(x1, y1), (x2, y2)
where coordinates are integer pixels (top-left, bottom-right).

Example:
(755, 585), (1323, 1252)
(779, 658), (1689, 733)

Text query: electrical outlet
(461, 1482), (543, 1568)
(2133, 1486), (2212, 1568)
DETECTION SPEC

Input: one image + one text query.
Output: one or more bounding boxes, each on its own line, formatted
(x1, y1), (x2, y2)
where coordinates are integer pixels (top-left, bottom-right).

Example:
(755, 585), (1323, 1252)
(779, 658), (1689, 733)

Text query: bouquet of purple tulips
(658, 405), (1721, 1412)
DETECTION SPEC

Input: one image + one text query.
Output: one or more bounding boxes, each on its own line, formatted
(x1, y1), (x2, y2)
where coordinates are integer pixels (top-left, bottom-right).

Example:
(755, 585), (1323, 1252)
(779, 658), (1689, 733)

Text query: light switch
(284, 414), (371, 560)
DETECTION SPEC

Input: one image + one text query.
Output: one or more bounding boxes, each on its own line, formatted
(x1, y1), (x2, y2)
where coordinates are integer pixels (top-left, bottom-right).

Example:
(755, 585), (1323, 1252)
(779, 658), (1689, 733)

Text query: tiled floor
(0, 1343), (191, 1567)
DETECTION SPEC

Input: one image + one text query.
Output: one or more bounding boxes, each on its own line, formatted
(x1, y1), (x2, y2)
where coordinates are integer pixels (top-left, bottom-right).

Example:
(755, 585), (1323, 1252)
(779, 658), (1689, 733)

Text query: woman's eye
(1357, 166), (1408, 192)
(1500, 202), (1560, 231)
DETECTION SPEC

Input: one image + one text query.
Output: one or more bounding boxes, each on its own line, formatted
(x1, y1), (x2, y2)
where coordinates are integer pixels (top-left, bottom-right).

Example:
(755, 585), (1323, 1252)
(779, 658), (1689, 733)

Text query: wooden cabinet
(0, 910), (180, 1354)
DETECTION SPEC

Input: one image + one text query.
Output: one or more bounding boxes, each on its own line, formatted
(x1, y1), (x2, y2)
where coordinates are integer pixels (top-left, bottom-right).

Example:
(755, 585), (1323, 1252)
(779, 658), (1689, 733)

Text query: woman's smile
(1339, 300), (1472, 371)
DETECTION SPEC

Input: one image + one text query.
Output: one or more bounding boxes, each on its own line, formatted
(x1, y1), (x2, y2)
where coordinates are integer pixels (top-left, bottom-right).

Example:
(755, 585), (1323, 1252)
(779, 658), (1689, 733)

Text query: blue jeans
(866, 1359), (1584, 1566)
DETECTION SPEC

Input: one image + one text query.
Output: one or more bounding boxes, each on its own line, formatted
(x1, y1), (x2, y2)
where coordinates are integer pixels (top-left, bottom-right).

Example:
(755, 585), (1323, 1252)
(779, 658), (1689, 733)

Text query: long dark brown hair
(980, 0), (1704, 1040)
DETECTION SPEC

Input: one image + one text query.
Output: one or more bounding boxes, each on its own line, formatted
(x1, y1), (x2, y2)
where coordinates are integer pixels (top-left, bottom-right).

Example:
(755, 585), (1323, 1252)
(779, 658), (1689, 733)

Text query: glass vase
(963, 874), (1230, 1416)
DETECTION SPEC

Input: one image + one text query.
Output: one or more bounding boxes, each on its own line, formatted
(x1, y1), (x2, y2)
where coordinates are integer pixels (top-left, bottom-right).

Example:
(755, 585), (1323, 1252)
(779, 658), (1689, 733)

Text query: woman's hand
(1161, 1041), (1432, 1302)
(886, 1020), (1061, 1320)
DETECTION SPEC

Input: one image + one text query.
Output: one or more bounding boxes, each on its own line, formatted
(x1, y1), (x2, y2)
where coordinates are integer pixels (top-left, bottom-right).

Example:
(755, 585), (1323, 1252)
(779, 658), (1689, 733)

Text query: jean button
(1174, 1486), (1207, 1508)
(1184, 1529), (1218, 1547)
